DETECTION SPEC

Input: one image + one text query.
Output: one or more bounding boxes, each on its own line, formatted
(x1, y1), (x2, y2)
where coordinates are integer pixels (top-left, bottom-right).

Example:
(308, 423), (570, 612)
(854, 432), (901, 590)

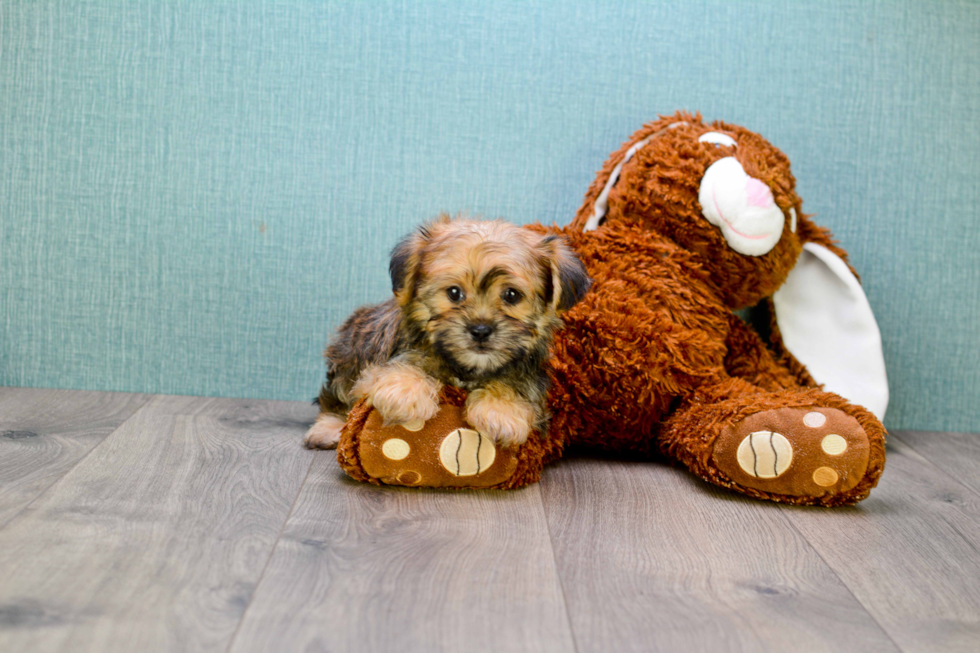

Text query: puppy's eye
(502, 288), (523, 305)
(446, 286), (464, 303)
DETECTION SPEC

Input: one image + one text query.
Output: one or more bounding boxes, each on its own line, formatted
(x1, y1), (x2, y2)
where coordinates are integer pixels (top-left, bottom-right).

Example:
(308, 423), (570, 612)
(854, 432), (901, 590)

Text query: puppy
(304, 215), (591, 450)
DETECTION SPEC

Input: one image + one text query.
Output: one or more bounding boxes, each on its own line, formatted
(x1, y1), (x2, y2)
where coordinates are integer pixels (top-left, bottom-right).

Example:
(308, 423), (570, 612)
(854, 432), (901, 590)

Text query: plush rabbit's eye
(699, 132), (737, 148)
(446, 286), (464, 302)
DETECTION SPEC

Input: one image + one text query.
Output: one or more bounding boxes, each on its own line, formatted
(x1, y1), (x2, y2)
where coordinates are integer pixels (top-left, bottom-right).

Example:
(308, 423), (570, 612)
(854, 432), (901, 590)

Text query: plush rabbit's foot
(712, 407), (872, 499)
(350, 403), (522, 489)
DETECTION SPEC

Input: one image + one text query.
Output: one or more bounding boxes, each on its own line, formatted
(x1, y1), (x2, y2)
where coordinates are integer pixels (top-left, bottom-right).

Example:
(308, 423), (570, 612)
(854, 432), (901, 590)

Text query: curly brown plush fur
(335, 112), (887, 507)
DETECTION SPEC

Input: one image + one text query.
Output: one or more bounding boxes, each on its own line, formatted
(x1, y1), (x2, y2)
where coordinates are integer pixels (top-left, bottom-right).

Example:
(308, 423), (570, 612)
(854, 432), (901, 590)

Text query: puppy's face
(390, 217), (590, 377)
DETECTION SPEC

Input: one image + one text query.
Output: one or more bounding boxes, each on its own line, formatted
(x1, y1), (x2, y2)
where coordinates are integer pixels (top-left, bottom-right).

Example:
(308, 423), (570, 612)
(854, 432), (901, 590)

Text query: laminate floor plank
(0, 388), (150, 529)
(781, 434), (980, 652)
(229, 454), (576, 653)
(0, 393), (318, 653)
(540, 457), (899, 653)
(2, 389), (976, 653)
(893, 430), (980, 497)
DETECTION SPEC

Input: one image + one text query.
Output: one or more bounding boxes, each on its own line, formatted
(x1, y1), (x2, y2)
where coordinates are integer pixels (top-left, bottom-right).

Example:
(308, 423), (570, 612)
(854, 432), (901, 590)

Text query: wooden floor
(0, 388), (978, 653)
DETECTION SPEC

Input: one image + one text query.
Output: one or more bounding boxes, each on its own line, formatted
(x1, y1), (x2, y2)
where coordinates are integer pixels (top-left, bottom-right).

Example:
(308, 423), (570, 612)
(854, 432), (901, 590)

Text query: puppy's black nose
(468, 324), (494, 343)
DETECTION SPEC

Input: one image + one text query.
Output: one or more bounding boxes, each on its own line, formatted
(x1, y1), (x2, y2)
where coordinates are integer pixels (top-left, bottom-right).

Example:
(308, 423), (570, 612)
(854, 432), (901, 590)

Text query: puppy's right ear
(539, 235), (592, 314)
(390, 222), (437, 306)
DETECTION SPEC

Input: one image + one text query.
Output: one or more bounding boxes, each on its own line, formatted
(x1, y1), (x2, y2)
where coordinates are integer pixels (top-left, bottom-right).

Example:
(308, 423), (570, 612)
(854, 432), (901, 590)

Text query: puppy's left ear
(539, 235), (591, 314)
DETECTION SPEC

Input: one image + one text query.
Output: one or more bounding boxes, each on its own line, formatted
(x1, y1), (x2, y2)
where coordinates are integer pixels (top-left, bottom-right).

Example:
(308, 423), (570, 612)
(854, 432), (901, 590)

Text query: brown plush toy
(336, 112), (890, 507)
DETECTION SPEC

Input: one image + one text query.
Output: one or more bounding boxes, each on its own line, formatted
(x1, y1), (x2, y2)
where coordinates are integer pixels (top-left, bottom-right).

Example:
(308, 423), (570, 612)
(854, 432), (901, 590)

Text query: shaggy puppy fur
(305, 215), (590, 449)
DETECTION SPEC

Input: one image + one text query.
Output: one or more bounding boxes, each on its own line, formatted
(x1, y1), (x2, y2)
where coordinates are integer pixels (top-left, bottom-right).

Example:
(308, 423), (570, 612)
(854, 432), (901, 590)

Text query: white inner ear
(772, 242), (889, 419)
(698, 131), (737, 147)
(583, 122), (687, 232)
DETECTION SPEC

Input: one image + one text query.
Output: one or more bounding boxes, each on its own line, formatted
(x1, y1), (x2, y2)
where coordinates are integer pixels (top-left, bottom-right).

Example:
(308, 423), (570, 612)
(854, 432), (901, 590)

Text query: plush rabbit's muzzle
(698, 156), (795, 256)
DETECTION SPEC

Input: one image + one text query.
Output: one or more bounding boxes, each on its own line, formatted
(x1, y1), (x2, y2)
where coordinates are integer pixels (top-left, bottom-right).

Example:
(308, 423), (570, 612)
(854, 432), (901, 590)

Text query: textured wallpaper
(1, 0), (978, 432)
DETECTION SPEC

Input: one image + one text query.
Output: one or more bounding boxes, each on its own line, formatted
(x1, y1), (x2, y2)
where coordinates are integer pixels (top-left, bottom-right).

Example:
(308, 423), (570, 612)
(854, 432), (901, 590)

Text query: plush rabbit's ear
(772, 242), (889, 419)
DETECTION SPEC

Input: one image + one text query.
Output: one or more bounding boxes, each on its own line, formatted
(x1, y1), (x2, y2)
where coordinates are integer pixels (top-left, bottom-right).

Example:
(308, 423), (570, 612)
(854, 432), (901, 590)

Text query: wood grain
(540, 457), (899, 653)
(0, 388), (149, 528)
(2, 387), (978, 653)
(893, 430), (980, 497)
(781, 434), (980, 652)
(0, 394), (318, 653)
(229, 454), (576, 653)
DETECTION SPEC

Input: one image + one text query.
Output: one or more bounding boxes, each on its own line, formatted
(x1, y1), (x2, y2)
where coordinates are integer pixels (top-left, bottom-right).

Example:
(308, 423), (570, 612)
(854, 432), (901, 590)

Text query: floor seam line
(890, 432), (980, 502)
(0, 394), (153, 532)
(888, 432), (980, 558)
(539, 475), (582, 653)
(776, 507), (907, 653)
(224, 451), (316, 653)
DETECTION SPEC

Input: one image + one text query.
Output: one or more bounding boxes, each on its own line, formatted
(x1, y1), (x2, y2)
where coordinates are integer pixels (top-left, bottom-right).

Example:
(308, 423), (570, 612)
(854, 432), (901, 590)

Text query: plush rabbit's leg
(723, 313), (807, 391)
(335, 388), (554, 490)
(659, 378), (886, 506)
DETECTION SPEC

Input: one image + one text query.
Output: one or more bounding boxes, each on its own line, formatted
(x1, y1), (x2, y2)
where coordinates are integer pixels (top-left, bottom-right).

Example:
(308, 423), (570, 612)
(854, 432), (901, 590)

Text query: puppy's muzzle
(467, 323), (494, 344)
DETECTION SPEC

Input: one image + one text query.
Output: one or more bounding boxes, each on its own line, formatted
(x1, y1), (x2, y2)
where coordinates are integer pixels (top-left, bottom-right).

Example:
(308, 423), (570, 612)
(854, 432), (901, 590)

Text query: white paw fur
(304, 413), (346, 449)
(352, 362), (442, 427)
(464, 389), (534, 448)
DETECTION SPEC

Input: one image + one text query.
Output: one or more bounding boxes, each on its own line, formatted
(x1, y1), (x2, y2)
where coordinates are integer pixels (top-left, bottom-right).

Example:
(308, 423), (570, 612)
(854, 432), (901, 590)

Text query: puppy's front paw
(465, 388), (535, 448)
(304, 413), (346, 449)
(352, 362), (442, 427)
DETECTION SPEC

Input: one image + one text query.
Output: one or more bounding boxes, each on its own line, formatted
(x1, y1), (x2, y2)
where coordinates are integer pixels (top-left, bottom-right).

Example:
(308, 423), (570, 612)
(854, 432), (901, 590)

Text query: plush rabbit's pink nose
(746, 178), (774, 208)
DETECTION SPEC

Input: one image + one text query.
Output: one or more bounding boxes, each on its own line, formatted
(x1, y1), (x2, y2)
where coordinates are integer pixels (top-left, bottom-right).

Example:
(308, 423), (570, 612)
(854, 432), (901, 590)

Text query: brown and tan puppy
(304, 215), (590, 450)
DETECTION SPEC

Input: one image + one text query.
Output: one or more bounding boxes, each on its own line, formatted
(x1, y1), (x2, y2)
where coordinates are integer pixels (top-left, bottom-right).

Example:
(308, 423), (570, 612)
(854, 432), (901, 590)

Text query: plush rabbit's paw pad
(712, 407), (871, 497)
(356, 404), (520, 488)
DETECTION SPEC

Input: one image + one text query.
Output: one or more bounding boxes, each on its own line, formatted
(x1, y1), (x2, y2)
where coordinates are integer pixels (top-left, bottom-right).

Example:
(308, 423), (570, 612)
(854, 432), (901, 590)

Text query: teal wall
(2, 1), (978, 432)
